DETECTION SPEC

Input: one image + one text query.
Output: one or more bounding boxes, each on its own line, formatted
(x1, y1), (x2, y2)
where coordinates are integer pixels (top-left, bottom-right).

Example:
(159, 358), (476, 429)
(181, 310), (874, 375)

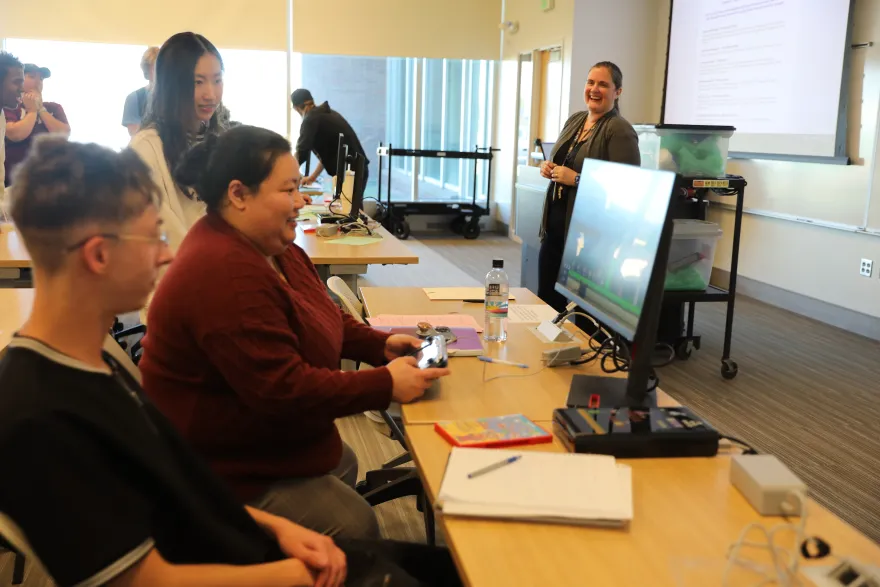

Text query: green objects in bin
(665, 266), (708, 291)
(660, 134), (725, 177)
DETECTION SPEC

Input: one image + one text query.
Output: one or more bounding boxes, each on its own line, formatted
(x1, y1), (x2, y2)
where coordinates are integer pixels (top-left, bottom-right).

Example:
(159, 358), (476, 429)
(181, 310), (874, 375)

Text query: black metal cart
(663, 174), (746, 380)
(375, 144), (498, 240)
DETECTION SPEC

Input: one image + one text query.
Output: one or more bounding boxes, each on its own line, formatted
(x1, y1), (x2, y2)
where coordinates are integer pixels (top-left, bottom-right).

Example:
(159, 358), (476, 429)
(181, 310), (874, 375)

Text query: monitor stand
(566, 374), (656, 409)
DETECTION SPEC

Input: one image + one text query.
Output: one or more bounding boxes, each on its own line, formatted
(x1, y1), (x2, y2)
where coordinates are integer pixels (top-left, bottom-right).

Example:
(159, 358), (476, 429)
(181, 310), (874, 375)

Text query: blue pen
(478, 356), (529, 369)
(467, 455), (522, 479)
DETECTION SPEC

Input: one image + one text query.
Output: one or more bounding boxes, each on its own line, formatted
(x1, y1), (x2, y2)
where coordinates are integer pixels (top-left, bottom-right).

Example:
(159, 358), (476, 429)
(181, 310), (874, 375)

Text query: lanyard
(554, 120), (597, 200)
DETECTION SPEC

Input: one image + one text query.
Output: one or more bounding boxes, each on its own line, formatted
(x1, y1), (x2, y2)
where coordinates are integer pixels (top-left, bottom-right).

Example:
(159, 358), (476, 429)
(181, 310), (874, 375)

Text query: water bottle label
(486, 299), (508, 318)
(486, 284), (501, 295)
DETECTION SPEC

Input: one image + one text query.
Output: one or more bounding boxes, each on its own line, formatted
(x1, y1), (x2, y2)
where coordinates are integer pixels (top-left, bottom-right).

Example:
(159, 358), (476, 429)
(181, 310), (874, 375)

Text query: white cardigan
(129, 129), (206, 323)
(129, 129), (206, 254)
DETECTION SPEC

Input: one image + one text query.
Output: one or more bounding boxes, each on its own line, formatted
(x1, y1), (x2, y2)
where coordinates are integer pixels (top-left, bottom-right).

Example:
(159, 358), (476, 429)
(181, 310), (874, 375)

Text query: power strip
(802, 559), (880, 586)
(542, 344), (583, 367)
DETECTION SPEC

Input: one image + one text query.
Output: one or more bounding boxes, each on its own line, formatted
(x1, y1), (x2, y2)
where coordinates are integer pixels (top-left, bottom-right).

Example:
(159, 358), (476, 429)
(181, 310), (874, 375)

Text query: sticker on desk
(691, 179), (729, 188)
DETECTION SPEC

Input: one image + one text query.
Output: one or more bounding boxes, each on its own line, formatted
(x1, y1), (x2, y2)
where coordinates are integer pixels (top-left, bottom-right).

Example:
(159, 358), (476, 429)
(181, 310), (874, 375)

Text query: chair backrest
(0, 512), (38, 562)
(104, 335), (142, 384)
(327, 276), (364, 323)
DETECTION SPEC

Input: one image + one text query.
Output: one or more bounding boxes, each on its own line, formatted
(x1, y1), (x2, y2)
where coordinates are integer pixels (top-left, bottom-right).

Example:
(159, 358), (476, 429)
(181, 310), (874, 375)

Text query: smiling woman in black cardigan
(537, 60), (641, 311)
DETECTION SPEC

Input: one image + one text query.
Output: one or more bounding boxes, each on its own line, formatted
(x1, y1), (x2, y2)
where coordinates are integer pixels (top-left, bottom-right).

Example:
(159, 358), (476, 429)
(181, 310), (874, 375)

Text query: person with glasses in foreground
(0, 135), (461, 587)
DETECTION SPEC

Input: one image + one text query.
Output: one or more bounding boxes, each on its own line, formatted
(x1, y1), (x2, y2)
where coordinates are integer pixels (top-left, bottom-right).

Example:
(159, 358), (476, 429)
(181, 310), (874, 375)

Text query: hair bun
(173, 133), (220, 192)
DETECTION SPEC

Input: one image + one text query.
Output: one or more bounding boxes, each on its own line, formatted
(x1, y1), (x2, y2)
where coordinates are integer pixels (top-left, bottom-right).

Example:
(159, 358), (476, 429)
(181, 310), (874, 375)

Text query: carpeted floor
(3, 231), (878, 586)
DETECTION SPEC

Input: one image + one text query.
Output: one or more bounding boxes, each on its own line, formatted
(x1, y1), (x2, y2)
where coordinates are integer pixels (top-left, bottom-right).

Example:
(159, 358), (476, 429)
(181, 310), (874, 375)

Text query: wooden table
(0, 224), (32, 288)
(406, 425), (880, 586)
(360, 287), (675, 424)
(0, 222), (418, 290)
(0, 288), (34, 348)
(295, 223), (418, 289)
(360, 287), (880, 585)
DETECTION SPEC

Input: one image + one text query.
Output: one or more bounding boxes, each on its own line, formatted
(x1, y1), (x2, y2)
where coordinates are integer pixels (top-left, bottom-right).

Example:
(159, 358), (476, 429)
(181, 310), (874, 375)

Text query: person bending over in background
(537, 60), (640, 311)
(292, 88), (367, 202)
(122, 46), (159, 137)
(139, 125), (449, 540)
(0, 135), (461, 587)
(0, 52), (24, 206)
(130, 32), (231, 255)
(4, 63), (70, 187)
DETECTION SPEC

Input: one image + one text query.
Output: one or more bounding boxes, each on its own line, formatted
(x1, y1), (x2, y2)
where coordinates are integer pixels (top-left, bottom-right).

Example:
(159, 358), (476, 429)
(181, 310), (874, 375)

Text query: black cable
(720, 435), (759, 455)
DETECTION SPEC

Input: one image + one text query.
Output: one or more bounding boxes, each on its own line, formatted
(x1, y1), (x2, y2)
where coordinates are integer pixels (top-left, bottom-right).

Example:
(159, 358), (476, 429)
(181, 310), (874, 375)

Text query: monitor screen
(554, 159), (676, 341)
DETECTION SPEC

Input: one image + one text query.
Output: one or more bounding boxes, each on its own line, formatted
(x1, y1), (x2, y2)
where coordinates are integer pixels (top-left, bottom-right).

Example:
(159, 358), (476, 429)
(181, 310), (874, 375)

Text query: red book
(434, 414), (552, 448)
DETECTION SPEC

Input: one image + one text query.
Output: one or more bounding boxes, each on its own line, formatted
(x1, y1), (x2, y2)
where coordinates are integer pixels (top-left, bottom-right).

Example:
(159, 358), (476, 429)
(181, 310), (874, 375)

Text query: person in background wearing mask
(4, 63), (70, 187)
(0, 52), (24, 206)
(123, 46), (160, 137)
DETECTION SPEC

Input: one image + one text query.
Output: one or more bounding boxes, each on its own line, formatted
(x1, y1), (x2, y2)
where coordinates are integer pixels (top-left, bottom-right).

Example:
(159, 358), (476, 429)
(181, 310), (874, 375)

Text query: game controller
(415, 335), (448, 369)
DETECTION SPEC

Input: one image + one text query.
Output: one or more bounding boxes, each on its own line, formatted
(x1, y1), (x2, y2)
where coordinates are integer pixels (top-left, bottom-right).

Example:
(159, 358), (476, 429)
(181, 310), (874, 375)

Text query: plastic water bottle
(484, 259), (509, 342)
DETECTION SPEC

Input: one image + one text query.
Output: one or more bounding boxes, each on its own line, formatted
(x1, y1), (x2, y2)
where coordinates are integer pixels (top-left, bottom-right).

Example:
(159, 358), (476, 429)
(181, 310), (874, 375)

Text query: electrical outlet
(860, 258), (873, 277)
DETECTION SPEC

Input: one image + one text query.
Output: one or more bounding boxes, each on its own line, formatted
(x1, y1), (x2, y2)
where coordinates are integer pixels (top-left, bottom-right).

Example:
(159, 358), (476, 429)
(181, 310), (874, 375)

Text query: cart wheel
(450, 215), (467, 235)
(393, 220), (411, 240)
(721, 359), (738, 380)
(674, 340), (692, 361)
(463, 220), (481, 240)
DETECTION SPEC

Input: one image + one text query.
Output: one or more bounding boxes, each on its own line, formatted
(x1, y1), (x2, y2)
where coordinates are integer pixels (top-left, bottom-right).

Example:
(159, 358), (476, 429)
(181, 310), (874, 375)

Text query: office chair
(326, 277), (412, 466)
(0, 512), (39, 585)
(326, 277), (434, 543)
(111, 318), (146, 365)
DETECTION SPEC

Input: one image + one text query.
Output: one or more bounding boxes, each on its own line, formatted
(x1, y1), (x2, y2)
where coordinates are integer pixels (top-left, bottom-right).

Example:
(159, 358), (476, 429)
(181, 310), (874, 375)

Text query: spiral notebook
(437, 447), (633, 528)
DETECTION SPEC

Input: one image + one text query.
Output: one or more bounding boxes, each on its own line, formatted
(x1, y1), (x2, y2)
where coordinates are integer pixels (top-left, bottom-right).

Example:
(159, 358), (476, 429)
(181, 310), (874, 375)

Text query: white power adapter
(730, 454), (807, 516)
(542, 344), (583, 367)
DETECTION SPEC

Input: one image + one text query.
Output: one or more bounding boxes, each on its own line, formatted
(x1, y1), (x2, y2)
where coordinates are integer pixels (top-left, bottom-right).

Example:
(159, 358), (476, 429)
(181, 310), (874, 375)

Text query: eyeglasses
(65, 230), (170, 252)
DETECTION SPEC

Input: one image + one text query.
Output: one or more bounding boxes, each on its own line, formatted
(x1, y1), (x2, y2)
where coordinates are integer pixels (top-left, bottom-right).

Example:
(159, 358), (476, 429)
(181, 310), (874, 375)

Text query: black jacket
(539, 110), (640, 242)
(295, 102), (368, 176)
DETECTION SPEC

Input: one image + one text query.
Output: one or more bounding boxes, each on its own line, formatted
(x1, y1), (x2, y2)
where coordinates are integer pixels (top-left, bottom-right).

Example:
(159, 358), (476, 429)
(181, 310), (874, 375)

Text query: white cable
(722, 490), (808, 587)
(481, 345), (567, 383)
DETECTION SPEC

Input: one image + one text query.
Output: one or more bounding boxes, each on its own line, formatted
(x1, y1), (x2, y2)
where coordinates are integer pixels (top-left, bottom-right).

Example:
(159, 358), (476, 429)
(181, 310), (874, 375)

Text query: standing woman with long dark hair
(130, 32), (232, 255)
(537, 61), (641, 311)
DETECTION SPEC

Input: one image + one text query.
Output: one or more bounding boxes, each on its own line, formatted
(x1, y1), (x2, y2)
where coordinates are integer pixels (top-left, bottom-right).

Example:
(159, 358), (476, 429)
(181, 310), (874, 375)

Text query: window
(298, 54), (493, 203)
(4, 39), (149, 151)
(421, 59), (443, 183)
(3, 39), (292, 154)
(3, 39), (495, 204)
(220, 48), (291, 138)
(443, 60), (463, 188)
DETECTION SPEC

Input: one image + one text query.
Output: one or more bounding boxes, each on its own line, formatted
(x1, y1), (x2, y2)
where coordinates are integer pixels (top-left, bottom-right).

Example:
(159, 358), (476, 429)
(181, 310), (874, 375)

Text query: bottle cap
(492, 259), (504, 269)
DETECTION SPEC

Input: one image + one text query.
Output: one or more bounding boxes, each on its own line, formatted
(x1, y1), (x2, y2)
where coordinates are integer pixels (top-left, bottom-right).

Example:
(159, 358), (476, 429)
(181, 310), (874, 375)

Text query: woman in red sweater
(139, 125), (449, 540)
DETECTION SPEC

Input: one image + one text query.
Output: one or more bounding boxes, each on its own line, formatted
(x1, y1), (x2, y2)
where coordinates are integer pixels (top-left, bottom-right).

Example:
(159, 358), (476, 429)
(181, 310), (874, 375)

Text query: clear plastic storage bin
(634, 124), (735, 178)
(665, 219), (723, 291)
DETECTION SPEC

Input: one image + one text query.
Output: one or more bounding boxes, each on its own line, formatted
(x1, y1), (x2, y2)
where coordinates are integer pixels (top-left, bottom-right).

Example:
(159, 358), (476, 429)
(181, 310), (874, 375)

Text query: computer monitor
(554, 158), (677, 407)
(334, 133), (348, 201)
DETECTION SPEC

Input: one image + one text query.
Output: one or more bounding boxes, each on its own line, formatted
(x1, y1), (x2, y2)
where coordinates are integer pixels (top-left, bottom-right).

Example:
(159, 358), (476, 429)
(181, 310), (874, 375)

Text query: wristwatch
(574, 173), (581, 186)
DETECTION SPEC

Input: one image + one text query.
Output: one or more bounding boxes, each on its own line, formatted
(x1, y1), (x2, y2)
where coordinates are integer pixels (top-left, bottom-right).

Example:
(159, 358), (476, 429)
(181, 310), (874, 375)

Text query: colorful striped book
(434, 414), (552, 448)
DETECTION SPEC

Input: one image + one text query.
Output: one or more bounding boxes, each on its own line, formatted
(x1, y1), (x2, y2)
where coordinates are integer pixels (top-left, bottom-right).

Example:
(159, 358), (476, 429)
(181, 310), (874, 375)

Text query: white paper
(423, 287), (516, 301)
(438, 448), (632, 525)
(507, 305), (559, 324)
